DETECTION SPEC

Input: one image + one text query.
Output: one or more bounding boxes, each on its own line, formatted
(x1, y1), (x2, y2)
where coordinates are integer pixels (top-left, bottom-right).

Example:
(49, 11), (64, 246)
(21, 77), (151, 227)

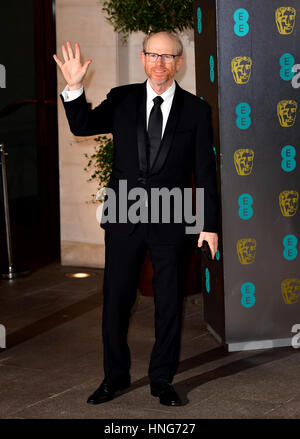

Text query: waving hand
(53, 41), (91, 90)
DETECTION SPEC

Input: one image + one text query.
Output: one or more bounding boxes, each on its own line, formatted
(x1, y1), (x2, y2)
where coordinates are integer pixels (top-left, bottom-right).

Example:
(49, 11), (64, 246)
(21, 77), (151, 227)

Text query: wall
(56, 1), (196, 268)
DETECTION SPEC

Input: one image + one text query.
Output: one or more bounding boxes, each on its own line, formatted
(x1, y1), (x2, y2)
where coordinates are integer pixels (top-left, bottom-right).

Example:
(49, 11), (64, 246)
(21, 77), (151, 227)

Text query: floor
(0, 263), (299, 419)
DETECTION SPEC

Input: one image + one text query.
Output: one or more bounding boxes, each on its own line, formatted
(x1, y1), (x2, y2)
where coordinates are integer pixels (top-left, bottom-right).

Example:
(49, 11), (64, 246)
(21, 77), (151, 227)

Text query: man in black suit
(54, 31), (218, 407)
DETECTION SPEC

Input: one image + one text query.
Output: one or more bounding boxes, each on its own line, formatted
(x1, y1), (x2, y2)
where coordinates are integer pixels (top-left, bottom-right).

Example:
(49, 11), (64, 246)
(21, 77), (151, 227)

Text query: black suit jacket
(61, 80), (218, 241)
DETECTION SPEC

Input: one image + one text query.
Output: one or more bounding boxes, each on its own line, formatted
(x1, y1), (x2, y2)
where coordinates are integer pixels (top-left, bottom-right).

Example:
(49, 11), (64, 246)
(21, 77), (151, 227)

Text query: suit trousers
(102, 222), (188, 385)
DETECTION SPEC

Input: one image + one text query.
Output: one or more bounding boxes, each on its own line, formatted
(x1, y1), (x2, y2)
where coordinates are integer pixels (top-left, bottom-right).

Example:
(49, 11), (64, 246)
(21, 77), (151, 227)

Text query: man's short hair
(142, 31), (183, 56)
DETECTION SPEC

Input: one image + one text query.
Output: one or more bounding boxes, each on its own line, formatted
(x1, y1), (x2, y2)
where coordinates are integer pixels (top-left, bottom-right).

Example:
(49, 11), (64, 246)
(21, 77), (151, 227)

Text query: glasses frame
(143, 51), (179, 63)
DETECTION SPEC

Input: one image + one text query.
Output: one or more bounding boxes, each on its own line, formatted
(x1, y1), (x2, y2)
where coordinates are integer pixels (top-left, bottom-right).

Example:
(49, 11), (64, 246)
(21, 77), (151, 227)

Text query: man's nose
(155, 55), (164, 66)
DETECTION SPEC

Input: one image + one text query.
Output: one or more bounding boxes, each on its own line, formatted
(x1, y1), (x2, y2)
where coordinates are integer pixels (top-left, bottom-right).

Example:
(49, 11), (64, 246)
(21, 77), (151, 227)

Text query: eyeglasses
(143, 52), (179, 63)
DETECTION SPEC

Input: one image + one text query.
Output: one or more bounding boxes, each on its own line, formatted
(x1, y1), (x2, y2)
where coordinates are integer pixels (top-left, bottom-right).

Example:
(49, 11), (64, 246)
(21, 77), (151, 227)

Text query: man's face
(140, 33), (183, 90)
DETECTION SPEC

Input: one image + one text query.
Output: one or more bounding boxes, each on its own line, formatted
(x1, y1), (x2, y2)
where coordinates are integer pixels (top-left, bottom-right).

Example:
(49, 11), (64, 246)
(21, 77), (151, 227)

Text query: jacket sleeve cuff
(61, 85), (84, 102)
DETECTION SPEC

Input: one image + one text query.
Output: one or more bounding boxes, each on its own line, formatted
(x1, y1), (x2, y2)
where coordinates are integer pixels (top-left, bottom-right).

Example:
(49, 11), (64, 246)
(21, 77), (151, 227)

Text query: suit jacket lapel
(136, 80), (184, 178)
(150, 81), (184, 176)
(136, 81), (148, 179)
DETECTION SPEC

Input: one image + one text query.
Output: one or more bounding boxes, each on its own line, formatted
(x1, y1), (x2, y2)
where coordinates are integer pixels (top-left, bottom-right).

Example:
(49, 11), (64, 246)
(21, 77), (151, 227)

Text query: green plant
(102, 0), (194, 41)
(84, 135), (113, 203)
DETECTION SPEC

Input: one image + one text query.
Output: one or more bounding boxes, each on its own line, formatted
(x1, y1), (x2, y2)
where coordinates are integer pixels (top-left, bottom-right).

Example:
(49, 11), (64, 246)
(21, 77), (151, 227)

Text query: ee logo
(205, 268), (210, 293)
(280, 53), (295, 81)
(197, 7), (202, 34)
(238, 194), (253, 220)
(236, 102), (251, 129)
(283, 235), (298, 261)
(234, 9), (249, 36)
(281, 145), (296, 172)
(210, 55), (215, 83)
(213, 146), (218, 170)
(241, 282), (256, 308)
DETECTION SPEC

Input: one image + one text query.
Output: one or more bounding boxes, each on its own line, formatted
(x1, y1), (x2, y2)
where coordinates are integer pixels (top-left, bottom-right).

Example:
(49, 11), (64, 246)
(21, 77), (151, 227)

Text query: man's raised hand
(53, 42), (91, 90)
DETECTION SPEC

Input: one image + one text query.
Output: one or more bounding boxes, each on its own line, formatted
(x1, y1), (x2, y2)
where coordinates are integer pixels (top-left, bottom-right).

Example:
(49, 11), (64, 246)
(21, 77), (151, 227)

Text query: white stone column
(56, 1), (195, 268)
(55, 0), (117, 268)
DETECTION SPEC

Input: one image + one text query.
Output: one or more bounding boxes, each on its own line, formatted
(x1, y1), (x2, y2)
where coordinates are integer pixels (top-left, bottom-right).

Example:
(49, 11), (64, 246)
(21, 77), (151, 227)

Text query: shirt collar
(146, 80), (176, 103)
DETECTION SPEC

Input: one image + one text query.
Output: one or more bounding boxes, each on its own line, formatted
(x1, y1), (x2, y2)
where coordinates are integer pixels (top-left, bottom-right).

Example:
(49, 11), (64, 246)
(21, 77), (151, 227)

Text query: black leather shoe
(87, 377), (130, 405)
(150, 382), (182, 406)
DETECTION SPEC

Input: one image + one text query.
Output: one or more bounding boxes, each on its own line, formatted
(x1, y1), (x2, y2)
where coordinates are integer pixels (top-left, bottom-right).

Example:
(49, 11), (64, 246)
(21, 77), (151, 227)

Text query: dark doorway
(0, 0), (60, 270)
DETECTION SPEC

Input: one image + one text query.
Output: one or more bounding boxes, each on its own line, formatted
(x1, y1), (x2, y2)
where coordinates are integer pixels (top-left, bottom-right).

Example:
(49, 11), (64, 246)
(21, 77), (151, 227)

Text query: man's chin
(150, 77), (168, 86)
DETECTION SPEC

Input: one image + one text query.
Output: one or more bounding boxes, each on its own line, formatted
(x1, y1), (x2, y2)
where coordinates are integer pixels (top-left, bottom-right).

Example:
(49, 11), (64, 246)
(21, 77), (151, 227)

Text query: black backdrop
(194, 0), (300, 350)
(0, 0), (60, 271)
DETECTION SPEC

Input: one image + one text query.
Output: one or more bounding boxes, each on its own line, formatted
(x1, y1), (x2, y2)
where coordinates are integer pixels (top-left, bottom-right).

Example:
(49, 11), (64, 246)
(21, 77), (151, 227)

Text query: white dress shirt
(61, 85), (84, 102)
(146, 80), (175, 136)
(61, 80), (176, 136)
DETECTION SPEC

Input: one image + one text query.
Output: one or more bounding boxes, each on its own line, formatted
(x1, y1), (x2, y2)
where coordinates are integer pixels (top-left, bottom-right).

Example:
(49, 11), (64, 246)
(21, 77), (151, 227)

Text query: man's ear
(176, 56), (184, 72)
(140, 51), (146, 67)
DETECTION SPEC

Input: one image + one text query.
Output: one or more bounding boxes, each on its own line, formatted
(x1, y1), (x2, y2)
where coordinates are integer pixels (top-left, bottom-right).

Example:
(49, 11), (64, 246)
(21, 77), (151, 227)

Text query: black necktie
(147, 95), (164, 170)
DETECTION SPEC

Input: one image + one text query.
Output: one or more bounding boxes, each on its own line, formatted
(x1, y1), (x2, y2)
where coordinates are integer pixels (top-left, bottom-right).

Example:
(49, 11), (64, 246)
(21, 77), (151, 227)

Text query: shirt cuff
(61, 85), (84, 102)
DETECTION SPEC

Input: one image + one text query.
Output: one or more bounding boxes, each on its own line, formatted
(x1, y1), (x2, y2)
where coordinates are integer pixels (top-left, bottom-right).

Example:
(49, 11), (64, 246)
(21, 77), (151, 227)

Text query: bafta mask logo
(234, 149), (254, 175)
(279, 190), (299, 216)
(237, 238), (256, 264)
(277, 100), (297, 127)
(281, 278), (300, 304)
(231, 57), (252, 84)
(276, 7), (296, 35)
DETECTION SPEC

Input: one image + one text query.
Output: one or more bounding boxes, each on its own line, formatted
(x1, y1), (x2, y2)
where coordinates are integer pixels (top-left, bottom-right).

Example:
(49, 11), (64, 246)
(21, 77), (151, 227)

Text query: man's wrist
(61, 85), (84, 102)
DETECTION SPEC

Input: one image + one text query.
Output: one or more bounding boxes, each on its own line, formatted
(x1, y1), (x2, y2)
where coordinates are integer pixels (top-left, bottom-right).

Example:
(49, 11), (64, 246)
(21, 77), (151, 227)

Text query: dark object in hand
(200, 240), (213, 261)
